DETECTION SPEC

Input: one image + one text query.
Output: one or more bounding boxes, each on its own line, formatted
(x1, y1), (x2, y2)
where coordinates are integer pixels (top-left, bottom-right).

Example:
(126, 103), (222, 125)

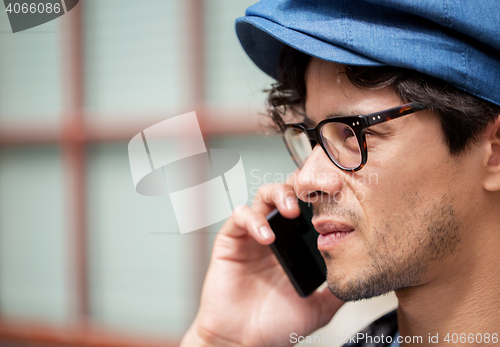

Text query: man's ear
(483, 115), (500, 192)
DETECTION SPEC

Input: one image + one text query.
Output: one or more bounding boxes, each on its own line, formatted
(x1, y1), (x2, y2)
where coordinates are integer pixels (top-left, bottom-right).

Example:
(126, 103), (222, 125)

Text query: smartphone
(267, 200), (327, 297)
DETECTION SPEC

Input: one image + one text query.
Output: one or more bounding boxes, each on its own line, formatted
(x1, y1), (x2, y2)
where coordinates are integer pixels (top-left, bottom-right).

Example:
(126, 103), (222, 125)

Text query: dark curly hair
(266, 47), (500, 155)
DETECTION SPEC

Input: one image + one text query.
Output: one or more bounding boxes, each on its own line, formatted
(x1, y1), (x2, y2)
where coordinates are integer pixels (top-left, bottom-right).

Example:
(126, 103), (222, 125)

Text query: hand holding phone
(181, 187), (342, 347)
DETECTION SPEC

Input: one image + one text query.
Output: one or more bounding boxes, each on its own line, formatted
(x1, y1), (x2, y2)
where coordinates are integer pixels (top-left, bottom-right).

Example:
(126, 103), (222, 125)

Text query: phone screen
(267, 200), (327, 297)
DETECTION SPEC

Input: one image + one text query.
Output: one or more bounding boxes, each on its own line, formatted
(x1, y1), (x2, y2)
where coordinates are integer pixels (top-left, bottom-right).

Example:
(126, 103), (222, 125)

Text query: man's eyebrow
(302, 109), (365, 126)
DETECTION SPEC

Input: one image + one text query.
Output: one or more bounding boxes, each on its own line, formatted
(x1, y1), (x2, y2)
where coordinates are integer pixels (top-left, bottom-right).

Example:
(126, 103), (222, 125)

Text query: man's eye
(365, 130), (391, 142)
(343, 128), (355, 138)
(364, 130), (378, 136)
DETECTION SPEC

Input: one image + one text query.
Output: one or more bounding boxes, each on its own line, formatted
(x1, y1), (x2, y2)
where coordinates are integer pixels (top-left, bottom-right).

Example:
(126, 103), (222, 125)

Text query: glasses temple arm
(365, 103), (427, 126)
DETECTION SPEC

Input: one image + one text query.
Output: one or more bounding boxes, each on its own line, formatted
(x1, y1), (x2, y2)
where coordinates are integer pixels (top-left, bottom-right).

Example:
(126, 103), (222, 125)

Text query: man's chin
(326, 274), (397, 302)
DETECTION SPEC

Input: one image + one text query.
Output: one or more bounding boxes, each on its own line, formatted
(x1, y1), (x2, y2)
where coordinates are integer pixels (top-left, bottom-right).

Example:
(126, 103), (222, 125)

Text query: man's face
(294, 58), (479, 301)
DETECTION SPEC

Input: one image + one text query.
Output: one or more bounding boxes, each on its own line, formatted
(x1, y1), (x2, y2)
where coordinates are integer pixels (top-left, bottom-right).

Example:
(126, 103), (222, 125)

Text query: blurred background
(0, 1), (396, 346)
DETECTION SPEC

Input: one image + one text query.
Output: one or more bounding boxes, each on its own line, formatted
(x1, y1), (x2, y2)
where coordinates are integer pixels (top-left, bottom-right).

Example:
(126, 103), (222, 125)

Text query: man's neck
(395, 224), (500, 346)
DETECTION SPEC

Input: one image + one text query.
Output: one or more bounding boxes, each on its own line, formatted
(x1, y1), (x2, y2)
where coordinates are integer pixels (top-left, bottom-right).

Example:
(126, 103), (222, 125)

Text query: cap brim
(235, 16), (383, 79)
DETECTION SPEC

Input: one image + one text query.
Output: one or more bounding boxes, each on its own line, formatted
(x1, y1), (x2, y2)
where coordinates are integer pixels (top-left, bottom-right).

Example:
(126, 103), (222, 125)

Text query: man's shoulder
(341, 309), (398, 347)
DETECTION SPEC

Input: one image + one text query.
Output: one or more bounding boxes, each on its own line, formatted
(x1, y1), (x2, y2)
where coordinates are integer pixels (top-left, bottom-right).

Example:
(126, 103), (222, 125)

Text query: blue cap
(235, 0), (500, 106)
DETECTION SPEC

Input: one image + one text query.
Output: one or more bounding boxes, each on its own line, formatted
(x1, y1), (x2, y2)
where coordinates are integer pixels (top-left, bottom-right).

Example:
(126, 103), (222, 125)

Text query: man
(181, 1), (500, 346)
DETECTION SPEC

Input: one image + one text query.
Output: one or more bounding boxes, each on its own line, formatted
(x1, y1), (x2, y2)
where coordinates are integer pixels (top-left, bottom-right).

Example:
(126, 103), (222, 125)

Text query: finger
(252, 183), (301, 219)
(220, 205), (275, 245)
(316, 285), (344, 308)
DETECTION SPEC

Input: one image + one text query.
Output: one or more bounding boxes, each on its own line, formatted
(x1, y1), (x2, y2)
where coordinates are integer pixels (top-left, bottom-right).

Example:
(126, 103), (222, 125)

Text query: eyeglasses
(281, 102), (427, 172)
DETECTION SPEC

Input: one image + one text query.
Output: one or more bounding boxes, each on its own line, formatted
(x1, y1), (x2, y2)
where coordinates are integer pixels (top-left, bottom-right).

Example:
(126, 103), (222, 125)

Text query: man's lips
(312, 219), (356, 235)
(312, 218), (356, 250)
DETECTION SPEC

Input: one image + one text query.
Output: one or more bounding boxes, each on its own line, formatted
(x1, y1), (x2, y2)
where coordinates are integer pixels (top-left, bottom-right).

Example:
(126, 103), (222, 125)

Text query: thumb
(313, 285), (345, 327)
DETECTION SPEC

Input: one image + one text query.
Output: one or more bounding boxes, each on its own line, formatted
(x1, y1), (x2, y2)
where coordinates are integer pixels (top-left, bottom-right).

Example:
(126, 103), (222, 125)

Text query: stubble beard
(321, 193), (461, 302)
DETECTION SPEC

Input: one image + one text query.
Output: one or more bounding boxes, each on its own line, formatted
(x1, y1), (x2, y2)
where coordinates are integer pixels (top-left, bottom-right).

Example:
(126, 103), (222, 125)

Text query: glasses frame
(281, 102), (428, 172)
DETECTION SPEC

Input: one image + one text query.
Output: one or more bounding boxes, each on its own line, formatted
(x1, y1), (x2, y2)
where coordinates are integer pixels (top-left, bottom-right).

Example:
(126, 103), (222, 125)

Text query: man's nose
(294, 144), (344, 203)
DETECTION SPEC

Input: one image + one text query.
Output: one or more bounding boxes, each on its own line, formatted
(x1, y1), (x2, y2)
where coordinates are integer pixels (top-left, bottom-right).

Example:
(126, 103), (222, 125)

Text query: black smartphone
(267, 200), (326, 297)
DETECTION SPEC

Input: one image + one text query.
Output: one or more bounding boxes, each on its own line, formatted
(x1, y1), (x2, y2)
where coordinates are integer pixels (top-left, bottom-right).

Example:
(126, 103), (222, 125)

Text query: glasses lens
(284, 127), (312, 167)
(320, 123), (361, 169)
